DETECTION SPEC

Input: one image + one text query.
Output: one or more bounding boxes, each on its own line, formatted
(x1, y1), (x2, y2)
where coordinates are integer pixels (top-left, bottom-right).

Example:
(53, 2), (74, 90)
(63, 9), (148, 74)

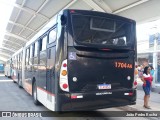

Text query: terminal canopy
(0, 0), (160, 63)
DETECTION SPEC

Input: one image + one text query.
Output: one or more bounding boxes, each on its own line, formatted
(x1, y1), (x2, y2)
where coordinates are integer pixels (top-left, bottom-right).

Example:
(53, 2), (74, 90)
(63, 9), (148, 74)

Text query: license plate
(98, 84), (111, 89)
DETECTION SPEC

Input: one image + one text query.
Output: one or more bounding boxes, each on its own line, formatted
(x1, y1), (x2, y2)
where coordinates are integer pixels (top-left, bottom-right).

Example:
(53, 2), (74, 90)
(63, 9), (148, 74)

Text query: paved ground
(0, 74), (159, 120)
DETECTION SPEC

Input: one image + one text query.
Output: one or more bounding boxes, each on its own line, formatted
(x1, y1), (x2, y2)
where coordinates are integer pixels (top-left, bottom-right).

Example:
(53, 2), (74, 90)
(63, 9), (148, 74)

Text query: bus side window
(18, 55), (19, 70)
(33, 41), (38, 65)
(39, 39), (42, 52)
(38, 39), (41, 64)
(39, 36), (47, 65)
(16, 55), (17, 70)
(29, 45), (33, 65)
(49, 28), (56, 43)
(20, 54), (21, 70)
(39, 36), (47, 52)
(30, 45), (33, 58)
(15, 56), (17, 69)
(34, 41), (38, 57)
(12, 58), (14, 69)
(19, 54), (21, 70)
(42, 36), (47, 51)
(25, 48), (30, 66)
(11, 57), (16, 68)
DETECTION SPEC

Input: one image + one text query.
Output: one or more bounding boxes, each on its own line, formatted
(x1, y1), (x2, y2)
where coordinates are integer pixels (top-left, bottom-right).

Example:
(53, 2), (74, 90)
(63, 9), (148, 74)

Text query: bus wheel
(13, 79), (16, 83)
(33, 82), (40, 105)
(18, 74), (22, 88)
(18, 79), (22, 88)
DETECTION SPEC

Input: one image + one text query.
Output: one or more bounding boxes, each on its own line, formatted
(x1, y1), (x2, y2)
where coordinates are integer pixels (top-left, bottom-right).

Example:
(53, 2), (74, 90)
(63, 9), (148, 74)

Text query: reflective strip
(124, 93), (129, 95)
(124, 93), (133, 96)
(71, 95), (83, 99)
(77, 95), (83, 98)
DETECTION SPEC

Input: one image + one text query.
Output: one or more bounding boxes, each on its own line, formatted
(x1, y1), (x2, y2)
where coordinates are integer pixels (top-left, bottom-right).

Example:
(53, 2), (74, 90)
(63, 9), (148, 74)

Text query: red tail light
(63, 63), (67, 67)
(62, 84), (68, 89)
(134, 81), (137, 86)
(71, 96), (77, 99)
(133, 67), (138, 89)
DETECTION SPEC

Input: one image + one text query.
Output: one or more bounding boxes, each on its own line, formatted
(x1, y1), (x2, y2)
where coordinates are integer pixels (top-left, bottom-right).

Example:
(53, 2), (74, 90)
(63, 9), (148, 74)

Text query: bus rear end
(58, 10), (137, 111)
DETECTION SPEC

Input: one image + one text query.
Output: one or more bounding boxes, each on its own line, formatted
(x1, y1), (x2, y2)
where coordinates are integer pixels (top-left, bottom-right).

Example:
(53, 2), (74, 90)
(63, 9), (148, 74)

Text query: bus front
(59, 10), (137, 111)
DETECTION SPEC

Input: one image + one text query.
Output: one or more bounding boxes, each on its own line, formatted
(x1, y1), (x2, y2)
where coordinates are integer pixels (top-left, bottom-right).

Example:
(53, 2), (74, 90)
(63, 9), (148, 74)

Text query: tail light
(59, 59), (69, 92)
(129, 93), (133, 96)
(71, 95), (83, 99)
(61, 70), (67, 76)
(134, 81), (137, 86)
(124, 92), (133, 96)
(133, 67), (138, 89)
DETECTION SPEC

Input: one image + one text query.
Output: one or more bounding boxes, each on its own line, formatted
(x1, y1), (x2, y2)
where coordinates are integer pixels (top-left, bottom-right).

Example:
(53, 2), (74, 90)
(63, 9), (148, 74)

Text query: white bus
(4, 59), (12, 78)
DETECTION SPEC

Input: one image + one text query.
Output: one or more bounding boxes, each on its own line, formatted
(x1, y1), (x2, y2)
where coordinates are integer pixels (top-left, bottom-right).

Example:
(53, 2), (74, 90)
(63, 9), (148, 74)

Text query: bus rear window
(71, 14), (132, 48)
(90, 17), (116, 32)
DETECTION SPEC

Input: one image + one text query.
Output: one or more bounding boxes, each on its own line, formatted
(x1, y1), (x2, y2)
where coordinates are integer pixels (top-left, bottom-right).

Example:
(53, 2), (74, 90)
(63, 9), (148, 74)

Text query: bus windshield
(71, 14), (133, 48)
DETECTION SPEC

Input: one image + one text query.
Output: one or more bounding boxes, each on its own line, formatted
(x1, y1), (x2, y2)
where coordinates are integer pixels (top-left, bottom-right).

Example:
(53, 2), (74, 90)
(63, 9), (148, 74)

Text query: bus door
(46, 45), (56, 93)
(46, 28), (57, 99)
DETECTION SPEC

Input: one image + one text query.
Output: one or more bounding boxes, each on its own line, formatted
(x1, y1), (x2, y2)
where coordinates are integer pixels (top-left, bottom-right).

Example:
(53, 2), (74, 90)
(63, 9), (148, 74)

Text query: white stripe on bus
(37, 87), (55, 111)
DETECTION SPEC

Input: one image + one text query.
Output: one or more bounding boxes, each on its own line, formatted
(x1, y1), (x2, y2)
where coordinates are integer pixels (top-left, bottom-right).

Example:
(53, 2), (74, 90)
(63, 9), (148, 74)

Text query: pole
(152, 33), (158, 88)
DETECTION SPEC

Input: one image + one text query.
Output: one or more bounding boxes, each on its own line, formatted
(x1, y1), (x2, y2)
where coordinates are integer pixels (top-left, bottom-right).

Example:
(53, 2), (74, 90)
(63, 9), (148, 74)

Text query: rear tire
(33, 82), (40, 105)
(18, 78), (22, 88)
(13, 78), (16, 83)
(18, 76), (22, 88)
(13, 80), (16, 83)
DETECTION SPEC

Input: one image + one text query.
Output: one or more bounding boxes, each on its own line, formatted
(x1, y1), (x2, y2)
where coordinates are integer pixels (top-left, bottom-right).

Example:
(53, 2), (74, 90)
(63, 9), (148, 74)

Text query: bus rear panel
(57, 10), (137, 111)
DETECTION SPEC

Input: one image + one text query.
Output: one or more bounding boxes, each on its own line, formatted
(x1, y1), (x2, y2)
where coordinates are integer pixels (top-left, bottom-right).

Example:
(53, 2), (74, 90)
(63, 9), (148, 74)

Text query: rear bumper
(57, 89), (136, 111)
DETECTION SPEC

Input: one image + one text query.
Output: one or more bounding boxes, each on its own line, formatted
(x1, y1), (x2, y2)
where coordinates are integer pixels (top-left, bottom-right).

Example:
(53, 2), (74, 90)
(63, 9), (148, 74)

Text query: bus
(11, 48), (23, 87)
(0, 64), (4, 73)
(4, 59), (12, 78)
(9, 9), (137, 111)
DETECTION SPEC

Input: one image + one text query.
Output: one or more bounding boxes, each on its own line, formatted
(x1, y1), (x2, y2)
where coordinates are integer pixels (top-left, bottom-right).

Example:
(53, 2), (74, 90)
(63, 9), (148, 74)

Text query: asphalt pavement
(0, 74), (159, 120)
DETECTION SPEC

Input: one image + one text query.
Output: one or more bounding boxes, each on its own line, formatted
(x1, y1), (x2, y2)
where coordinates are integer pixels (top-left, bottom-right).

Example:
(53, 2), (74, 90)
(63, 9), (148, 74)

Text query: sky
(137, 19), (160, 40)
(136, 19), (160, 51)
(0, 0), (15, 47)
(0, 0), (15, 61)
